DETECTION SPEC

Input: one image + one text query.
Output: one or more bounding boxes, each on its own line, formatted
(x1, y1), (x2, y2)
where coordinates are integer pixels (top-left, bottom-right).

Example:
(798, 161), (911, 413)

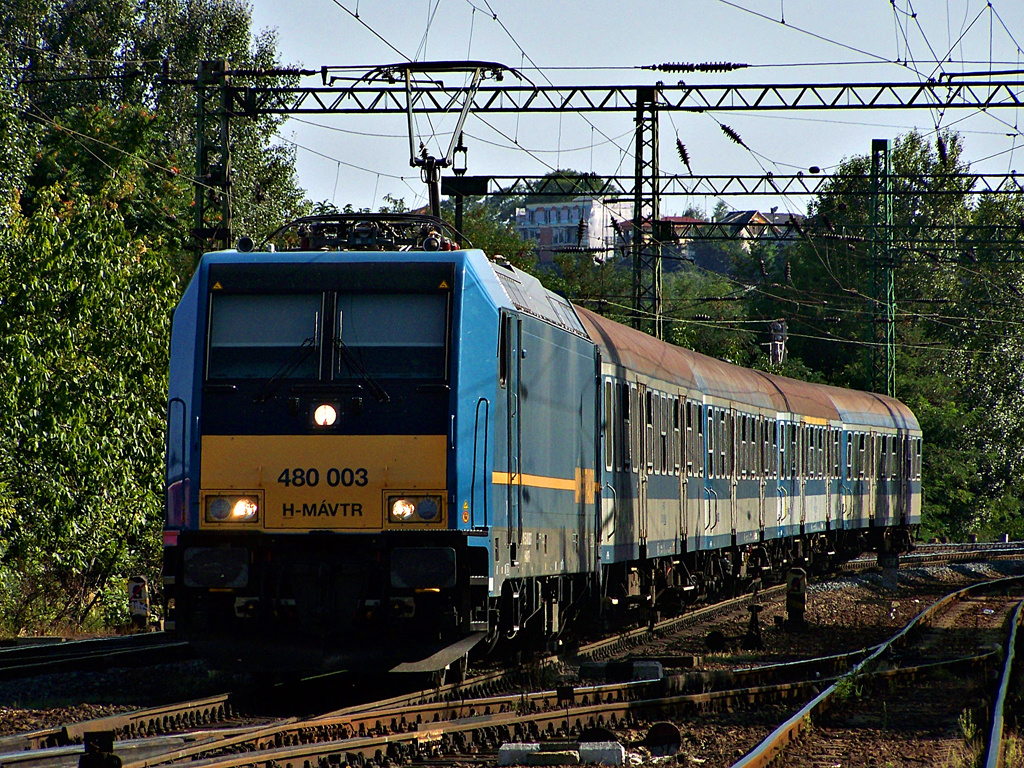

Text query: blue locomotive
(162, 213), (921, 672)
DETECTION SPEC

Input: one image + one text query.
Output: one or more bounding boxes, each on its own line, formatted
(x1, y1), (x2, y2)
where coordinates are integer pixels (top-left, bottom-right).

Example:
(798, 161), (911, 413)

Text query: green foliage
(540, 251), (631, 324)
(0, 0), (304, 634)
(663, 267), (755, 364)
(9, 0), (309, 246)
(452, 200), (537, 272)
(0, 184), (178, 632)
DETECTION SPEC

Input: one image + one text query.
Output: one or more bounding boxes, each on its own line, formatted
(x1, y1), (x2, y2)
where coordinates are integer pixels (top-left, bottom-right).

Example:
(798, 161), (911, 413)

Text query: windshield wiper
(255, 337), (317, 402)
(334, 338), (391, 403)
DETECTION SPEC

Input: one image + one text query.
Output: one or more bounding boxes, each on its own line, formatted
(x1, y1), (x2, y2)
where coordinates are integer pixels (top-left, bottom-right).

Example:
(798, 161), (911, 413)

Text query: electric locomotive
(162, 212), (920, 673)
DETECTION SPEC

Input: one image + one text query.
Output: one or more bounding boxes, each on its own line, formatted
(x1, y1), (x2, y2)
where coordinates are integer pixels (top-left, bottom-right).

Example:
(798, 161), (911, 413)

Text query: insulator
(649, 61), (747, 73)
(651, 62), (697, 73)
(676, 138), (691, 172)
(937, 135), (948, 165)
(720, 124), (747, 148)
(759, 259), (768, 278)
(785, 261), (793, 283)
(694, 313), (712, 321)
(809, 166), (821, 174)
(697, 61), (748, 72)
(576, 217), (586, 246)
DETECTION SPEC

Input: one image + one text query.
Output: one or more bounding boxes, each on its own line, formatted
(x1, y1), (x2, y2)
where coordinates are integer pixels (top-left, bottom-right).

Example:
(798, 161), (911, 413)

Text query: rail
(984, 599), (1024, 768)
(733, 575), (1024, 768)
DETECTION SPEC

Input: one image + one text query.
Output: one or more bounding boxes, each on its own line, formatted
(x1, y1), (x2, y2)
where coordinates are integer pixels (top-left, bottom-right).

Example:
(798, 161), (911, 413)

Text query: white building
(514, 197), (634, 263)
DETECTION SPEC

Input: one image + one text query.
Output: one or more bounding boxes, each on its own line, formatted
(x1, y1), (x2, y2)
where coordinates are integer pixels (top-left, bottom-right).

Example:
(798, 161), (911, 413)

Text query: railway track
(3, 543), (1023, 768)
(735, 576), (1024, 767)
(0, 633), (193, 682)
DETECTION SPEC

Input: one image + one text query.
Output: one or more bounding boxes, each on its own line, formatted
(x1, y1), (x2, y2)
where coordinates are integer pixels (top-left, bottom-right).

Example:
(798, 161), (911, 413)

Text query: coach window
(657, 397), (664, 475)
(646, 391), (655, 472)
(696, 405), (704, 477)
(672, 400), (682, 475)
(753, 417), (761, 478)
(604, 380), (614, 472)
(208, 293), (322, 379)
(792, 424), (800, 477)
(336, 293), (448, 379)
(832, 430), (840, 478)
(633, 386), (641, 472)
(622, 384), (632, 471)
(664, 397), (671, 474)
(707, 408), (716, 478)
(685, 402), (695, 475)
(620, 384), (631, 471)
(785, 424), (794, 478)
(610, 382), (618, 470)
(720, 410), (729, 478)
(813, 428), (820, 477)
(778, 422), (787, 480)
(661, 396), (670, 474)
(738, 416), (746, 478)
(657, 395), (665, 474)
(753, 416), (760, 477)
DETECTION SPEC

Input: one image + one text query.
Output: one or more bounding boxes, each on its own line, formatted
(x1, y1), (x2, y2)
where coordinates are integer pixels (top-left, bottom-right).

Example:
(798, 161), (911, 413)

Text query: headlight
(388, 495), (443, 524)
(313, 403), (338, 427)
(205, 494), (259, 523)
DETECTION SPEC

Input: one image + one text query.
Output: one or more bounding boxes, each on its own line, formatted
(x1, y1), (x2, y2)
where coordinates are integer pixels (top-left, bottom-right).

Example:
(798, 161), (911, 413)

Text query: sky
(247, 0), (1024, 218)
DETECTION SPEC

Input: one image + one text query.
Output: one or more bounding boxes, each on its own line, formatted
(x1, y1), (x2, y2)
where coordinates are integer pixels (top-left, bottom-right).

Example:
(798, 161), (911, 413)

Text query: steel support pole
(632, 87), (662, 339)
(193, 60), (232, 254)
(869, 138), (895, 397)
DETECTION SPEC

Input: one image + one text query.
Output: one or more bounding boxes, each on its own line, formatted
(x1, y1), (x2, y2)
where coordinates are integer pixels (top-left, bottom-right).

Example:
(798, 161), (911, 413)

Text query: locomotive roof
(488, 261), (589, 338)
(574, 305), (920, 432)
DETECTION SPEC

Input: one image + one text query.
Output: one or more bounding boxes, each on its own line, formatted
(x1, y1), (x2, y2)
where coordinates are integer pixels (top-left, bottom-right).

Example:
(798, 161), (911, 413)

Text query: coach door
(637, 383), (649, 557)
(501, 311), (524, 561)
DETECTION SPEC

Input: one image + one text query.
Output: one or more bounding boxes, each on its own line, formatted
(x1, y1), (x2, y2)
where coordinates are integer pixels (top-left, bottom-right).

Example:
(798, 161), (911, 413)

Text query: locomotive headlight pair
(388, 495), (442, 523)
(205, 494), (259, 523)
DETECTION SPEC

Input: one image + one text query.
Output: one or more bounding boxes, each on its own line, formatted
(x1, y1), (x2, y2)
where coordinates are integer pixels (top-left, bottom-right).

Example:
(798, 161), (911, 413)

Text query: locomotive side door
(501, 311), (524, 562)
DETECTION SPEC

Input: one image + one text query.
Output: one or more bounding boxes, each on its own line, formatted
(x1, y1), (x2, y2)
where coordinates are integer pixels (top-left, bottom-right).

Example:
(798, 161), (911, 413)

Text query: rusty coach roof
(575, 305), (919, 432)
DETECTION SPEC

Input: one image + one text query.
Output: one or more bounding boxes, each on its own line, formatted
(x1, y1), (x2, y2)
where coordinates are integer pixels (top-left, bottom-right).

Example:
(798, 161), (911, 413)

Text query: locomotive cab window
(336, 293), (448, 380)
(208, 293), (322, 380)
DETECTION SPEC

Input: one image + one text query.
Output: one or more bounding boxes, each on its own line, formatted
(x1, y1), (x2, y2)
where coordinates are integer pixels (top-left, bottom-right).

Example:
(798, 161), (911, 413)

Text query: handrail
(776, 485), (788, 523)
(470, 397), (489, 529)
(839, 484), (852, 525)
(604, 483), (617, 536)
(703, 487), (720, 531)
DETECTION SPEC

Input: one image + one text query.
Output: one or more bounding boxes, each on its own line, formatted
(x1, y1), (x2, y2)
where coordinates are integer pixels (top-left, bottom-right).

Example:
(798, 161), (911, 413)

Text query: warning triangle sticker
(212, 281), (223, 290)
(438, 280), (449, 289)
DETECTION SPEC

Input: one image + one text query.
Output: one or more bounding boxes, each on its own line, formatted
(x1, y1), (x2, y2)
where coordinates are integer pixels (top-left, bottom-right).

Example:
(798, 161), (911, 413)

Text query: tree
(662, 267), (756, 364)
(7, 0), (309, 248)
(0, 182), (178, 630)
(0, 0), (308, 632)
(447, 199), (536, 272)
(753, 129), (1024, 540)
